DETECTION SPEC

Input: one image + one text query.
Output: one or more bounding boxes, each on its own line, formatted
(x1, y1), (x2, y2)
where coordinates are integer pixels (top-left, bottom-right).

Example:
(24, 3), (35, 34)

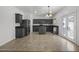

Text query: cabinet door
(21, 20), (27, 28)
(16, 27), (25, 38)
(15, 14), (22, 23)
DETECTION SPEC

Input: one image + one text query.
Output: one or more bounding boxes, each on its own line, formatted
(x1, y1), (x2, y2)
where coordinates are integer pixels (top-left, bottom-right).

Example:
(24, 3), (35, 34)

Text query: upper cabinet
(15, 13), (23, 23)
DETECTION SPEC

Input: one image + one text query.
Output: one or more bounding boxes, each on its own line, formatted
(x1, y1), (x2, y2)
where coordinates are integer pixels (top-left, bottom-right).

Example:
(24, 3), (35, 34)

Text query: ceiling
(16, 6), (64, 18)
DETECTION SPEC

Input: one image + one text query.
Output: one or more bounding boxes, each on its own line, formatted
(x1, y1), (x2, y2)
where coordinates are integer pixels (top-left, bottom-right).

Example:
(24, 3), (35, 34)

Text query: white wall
(54, 6), (79, 45)
(76, 7), (79, 45)
(0, 6), (25, 46)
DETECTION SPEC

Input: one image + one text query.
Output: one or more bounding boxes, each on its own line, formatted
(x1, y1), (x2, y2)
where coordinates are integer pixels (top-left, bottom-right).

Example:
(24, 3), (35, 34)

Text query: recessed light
(34, 11), (37, 14)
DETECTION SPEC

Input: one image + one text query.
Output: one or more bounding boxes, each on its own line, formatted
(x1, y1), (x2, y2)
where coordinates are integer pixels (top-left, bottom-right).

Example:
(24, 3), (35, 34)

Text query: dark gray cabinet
(15, 13), (30, 38)
(33, 26), (39, 32)
(21, 20), (27, 28)
(21, 20), (30, 35)
(33, 25), (59, 35)
(15, 19), (30, 38)
(33, 19), (53, 24)
(26, 20), (30, 35)
(15, 27), (25, 38)
(39, 25), (46, 34)
(15, 13), (22, 23)
(33, 25), (53, 32)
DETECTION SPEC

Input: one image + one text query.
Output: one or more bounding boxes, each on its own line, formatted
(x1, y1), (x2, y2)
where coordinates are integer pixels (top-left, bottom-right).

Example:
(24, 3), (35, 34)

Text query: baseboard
(0, 39), (14, 46)
(58, 35), (79, 46)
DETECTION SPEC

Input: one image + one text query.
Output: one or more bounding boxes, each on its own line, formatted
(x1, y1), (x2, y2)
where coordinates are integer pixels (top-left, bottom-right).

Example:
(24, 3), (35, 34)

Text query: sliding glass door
(62, 12), (76, 42)
(67, 15), (74, 39)
(62, 17), (67, 37)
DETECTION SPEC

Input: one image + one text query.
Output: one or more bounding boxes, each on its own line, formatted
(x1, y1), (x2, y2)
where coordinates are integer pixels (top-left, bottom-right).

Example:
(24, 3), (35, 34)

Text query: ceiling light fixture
(46, 6), (53, 17)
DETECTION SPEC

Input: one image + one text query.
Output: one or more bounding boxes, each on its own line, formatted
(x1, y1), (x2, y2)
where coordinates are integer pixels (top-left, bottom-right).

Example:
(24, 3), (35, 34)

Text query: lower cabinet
(21, 20), (30, 36)
(15, 20), (30, 38)
(15, 27), (25, 38)
(39, 25), (46, 34)
(33, 25), (59, 35)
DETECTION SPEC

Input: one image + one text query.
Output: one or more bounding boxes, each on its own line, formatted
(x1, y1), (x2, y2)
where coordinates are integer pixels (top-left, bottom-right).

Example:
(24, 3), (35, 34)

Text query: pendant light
(46, 6), (52, 17)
